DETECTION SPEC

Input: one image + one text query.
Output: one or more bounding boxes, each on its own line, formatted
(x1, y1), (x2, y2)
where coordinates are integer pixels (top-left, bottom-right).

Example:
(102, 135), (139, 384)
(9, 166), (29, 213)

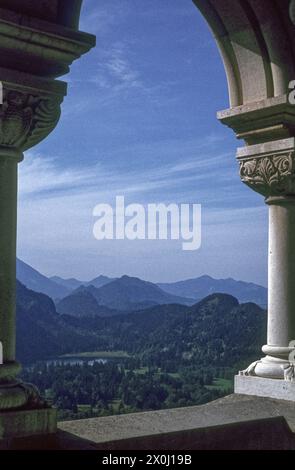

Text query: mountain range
(16, 281), (102, 363)
(50, 274), (115, 290)
(158, 275), (267, 307)
(16, 258), (71, 300)
(16, 259), (267, 311)
(56, 276), (194, 316)
(16, 280), (266, 366)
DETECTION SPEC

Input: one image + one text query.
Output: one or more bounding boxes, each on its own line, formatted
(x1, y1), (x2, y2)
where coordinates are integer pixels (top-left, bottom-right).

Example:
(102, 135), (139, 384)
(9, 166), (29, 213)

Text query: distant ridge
(16, 259), (70, 300)
(56, 275), (194, 316)
(158, 275), (267, 307)
(17, 258), (267, 308)
(50, 274), (115, 291)
(16, 281), (267, 366)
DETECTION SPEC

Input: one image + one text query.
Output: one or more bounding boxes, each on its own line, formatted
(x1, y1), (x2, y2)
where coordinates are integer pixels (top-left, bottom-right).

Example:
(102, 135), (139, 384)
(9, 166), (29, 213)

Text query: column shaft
(0, 154), (18, 365)
(267, 199), (295, 348)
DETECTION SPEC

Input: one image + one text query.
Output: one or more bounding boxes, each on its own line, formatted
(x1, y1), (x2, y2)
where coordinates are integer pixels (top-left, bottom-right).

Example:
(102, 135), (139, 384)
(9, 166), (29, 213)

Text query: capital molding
(236, 138), (295, 198)
(0, 4), (95, 78)
(239, 151), (295, 197)
(0, 69), (66, 155)
(218, 97), (295, 146)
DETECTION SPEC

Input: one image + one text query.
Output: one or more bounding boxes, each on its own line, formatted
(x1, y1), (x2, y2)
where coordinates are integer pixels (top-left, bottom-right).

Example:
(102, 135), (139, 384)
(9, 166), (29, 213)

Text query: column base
(0, 363), (57, 440)
(239, 347), (295, 380)
(0, 406), (57, 440)
(0, 379), (47, 411)
(235, 375), (295, 401)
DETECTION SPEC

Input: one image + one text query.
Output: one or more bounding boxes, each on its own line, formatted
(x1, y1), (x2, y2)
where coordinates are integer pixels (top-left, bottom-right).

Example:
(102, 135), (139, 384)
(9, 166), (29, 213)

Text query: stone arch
(194, 0), (295, 107)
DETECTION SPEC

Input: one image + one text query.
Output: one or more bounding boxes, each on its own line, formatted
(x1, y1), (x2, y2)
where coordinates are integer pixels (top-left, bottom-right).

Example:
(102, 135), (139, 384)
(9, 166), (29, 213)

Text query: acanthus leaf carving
(239, 152), (295, 197)
(24, 95), (62, 151)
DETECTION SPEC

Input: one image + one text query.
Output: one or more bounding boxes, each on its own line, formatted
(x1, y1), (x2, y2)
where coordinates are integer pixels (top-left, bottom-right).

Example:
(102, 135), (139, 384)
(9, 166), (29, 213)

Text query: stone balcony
(1, 393), (295, 450)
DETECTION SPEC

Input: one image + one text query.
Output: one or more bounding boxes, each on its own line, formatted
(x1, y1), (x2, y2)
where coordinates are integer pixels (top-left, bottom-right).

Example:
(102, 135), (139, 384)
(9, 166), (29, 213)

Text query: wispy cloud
(20, 138), (245, 209)
(17, 1), (267, 285)
(18, 150), (267, 284)
(66, 2), (206, 116)
(94, 42), (143, 91)
(19, 153), (101, 197)
(63, 41), (150, 117)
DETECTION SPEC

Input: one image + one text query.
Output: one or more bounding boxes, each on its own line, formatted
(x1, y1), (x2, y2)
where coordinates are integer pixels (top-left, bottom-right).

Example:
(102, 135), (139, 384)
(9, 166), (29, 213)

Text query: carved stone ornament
(239, 360), (295, 382)
(239, 360), (261, 377)
(239, 152), (295, 197)
(0, 381), (47, 411)
(0, 86), (63, 153)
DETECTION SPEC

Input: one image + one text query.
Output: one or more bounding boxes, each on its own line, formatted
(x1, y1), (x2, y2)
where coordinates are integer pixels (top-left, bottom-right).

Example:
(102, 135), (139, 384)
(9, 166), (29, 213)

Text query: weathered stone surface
(218, 98), (295, 145)
(2, 395), (295, 450)
(0, 74), (65, 398)
(57, 394), (295, 450)
(236, 138), (295, 197)
(0, 407), (56, 441)
(194, 1), (295, 107)
(0, 1), (83, 30)
(0, 76), (65, 152)
(232, 140), (295, 381)
(235, 376), (295, 401)
(0, 1), (95, 77)
(1, 0), (82, 29)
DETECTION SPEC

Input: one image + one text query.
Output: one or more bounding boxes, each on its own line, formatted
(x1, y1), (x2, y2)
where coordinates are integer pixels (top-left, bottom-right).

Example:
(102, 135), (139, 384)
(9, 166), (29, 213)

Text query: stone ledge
(56, 394), (295, 450)
(235, 375), (295, 402)
(2, 395), (295, 450)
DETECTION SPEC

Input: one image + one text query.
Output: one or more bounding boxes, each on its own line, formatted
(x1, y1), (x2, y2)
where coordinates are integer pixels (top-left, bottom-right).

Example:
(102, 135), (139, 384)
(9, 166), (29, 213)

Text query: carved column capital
(239, 151), (295, 198)
(237, 138), (295, 198)
(0, 80), (65, 157)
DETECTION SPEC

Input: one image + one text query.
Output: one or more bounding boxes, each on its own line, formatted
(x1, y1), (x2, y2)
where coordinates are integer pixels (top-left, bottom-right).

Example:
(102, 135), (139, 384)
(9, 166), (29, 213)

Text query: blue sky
(17, 0), (268, 285)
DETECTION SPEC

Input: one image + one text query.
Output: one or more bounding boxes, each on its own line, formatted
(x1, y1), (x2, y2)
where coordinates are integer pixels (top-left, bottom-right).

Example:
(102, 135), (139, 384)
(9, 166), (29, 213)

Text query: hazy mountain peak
(16, 258), (70, 301)
(158, 275), (267, 307)
(57, 272), (194, 315)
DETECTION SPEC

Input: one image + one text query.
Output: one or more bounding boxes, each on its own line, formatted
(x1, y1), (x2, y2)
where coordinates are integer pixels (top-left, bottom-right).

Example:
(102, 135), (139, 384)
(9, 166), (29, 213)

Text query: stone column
(234, 138), (295, 393)
(0, 1), (95, 441)
(0, 148), (22, 373)
(192, 0), (295, 400)
(261, 196), (295, 378)
(0, 78), (65, 429)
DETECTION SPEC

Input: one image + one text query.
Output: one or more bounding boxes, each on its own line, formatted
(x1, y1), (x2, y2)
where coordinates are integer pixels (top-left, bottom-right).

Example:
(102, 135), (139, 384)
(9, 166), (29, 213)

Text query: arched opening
(1, 0), (295, 448)
(17, 0), (280, 421)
